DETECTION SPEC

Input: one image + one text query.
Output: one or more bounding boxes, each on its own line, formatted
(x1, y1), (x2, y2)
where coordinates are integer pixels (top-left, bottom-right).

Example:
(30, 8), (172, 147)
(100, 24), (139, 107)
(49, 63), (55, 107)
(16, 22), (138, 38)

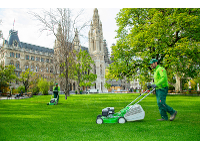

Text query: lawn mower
(47, 90), (59, 105)
(96, 88), (155, 124)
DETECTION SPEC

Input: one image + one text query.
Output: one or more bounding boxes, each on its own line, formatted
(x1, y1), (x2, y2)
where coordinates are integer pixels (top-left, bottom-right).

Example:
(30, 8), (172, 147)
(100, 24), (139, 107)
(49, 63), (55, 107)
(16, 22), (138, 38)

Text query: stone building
(88, 8), (109, 92)
(0, 29), (54, 89)
(0, 8), (130, 93)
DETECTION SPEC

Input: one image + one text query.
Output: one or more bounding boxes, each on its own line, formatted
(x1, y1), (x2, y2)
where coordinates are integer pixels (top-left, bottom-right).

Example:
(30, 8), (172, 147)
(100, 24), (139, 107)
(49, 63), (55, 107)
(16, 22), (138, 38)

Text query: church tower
(73, 28), (80, 52)
(88, 8), (104, 54)
(88, 8), (107, 92)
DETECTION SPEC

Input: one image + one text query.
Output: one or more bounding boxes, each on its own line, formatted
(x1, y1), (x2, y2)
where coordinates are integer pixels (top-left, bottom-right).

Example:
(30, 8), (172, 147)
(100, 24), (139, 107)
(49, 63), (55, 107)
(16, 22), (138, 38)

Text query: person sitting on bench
(15, 91), (23, 99)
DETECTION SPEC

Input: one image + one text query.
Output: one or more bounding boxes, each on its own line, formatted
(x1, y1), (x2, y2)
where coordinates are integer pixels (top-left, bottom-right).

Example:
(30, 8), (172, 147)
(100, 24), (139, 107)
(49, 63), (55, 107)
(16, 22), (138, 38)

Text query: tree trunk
(78, 74), (80, 94)
(65, 56), (68, 99)
(175, 74), (182, 92)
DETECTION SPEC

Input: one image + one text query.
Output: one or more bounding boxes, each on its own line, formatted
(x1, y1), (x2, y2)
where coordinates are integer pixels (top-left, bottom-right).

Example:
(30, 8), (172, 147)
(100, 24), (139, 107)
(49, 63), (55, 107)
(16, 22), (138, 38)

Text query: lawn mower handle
(126, 88), (155, 107)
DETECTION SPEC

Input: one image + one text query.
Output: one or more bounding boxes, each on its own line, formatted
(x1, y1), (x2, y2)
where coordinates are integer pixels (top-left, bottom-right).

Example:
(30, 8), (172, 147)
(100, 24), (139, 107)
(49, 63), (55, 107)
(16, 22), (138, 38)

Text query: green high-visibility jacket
(53, 86), (60, 93)
(154, 65), (168, 89)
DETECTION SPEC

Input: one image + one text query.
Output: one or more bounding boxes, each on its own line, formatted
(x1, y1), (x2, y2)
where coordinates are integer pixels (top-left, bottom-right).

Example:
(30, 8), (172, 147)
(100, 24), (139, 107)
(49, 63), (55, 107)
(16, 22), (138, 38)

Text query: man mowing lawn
(53, 83), (60, 101)
(149, 59), (177, 121)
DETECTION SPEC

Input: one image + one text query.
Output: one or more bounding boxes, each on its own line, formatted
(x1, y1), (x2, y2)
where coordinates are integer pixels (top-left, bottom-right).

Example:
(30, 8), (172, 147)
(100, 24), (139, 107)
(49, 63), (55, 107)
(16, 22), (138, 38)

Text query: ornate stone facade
(88, 8), (109, 92)
(0, 30), (54, 89)
(0, 8), (131, 92)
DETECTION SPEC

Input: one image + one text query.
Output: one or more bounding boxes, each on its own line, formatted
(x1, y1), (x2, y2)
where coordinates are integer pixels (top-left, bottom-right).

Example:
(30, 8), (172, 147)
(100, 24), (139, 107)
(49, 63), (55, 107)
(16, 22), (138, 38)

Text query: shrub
(17, 85), (25, 93)
(31, 86), (40, 95)
(38, 78), (49, 95)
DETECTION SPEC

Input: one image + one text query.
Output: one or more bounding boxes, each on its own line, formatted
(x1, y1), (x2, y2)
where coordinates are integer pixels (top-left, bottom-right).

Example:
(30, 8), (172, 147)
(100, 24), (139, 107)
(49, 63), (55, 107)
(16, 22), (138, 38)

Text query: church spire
(74, 28), (80, 51)
(93, 8), (98, 18)
(93, 8), (100, 27)
(88, 8), (104, 54)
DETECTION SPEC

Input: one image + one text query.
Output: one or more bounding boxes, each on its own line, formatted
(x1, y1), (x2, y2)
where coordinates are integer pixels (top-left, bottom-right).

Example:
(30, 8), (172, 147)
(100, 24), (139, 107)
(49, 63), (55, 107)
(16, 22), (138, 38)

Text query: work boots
(170, 111), (177, 121)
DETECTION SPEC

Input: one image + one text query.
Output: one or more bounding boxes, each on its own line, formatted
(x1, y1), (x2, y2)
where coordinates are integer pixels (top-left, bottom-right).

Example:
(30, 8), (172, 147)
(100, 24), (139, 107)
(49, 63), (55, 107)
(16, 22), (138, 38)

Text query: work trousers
(156, 87), (175, 120)
(53, 91), (59, 101)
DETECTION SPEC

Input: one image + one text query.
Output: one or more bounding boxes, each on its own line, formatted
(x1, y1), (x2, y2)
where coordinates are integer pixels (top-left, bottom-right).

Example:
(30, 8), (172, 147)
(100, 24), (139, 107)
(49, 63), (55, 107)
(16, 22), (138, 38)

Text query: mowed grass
(0, 93), (199, 141)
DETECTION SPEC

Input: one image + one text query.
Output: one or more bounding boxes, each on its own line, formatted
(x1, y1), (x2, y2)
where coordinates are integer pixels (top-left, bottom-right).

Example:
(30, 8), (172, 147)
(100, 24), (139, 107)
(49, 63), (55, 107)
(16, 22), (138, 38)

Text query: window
(25, 64), (29, 70)
(31, 65), (34, 71)
(36, 66), (39, 72)
(15, 62), (20, 69)
(31, 56), (35, 61)
(41, 66), (43, 72)
(10, 61), (14, 65)
(36, 57), (40, 62)
(14, 41), (18, 47)
(50, 67), (53, 73)
(16, 53), (20, 58)
(46, 59), (49, 63)
(41, 58), (45, 62)
(46, 66), (49, 72)
(94, 64), (96, 74)
(100, 65), (102, 75)
(25, 55), (29, 60)
(10, 52), (14, 57)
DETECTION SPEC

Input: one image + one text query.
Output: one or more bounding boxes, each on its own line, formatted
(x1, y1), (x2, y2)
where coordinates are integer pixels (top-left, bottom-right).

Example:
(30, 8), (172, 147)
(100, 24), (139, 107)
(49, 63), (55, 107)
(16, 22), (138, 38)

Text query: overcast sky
(0, 7), (121, 56)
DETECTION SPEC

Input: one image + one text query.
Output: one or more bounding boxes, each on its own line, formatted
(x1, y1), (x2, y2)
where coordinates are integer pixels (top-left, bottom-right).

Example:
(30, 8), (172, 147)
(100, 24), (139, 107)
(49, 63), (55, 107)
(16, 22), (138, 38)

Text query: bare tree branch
(29, 8), (91, 99)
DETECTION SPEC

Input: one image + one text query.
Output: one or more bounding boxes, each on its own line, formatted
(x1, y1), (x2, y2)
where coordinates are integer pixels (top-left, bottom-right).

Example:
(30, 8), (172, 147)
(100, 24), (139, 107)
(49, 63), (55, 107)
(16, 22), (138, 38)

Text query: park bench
(26, 92), (33, 98)
(88, 89), (98, 94)
(7, 93), (12, 99)
(15, 92), (23, 99)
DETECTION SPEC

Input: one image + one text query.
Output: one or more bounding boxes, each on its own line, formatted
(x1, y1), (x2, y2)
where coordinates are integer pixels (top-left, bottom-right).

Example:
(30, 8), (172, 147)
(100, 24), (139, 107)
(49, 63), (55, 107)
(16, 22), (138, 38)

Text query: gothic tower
(73, 28), (80, 52)
(88, 8), (107, 92)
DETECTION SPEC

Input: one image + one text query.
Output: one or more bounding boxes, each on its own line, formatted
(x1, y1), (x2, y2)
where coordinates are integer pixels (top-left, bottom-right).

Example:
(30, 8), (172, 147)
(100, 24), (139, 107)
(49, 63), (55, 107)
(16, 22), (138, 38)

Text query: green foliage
(77, 49), (97, 86)
(104, 82), (111, 90)
(70, 49), (97, 93)
(37, 78), (49, 95)
(17, 85), (25, 93)
(29, 73), (40, 95)
(59, 49), (97, 94)
(112, 8), (200, 87)
(20, 68), (34, 92)
(0, 64), (17, 88)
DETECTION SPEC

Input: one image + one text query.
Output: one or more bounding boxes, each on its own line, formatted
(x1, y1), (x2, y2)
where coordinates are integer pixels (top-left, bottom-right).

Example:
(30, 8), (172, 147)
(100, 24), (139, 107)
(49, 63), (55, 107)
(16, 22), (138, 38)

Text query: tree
(30, 8), (90, 99)
(20, 68), (34, 92)
(113, 8), (200, 91)
(38, 77), (49, 95)
(69, 49), (97, 94)
(0, 64), (17, 90)
(29, 73), (40, 95)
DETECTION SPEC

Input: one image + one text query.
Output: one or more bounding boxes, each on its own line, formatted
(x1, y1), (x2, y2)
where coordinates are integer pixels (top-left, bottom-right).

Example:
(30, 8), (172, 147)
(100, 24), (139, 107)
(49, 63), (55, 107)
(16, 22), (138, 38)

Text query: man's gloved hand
(147, 85), (151, 89)
(151, 84), (157, 89)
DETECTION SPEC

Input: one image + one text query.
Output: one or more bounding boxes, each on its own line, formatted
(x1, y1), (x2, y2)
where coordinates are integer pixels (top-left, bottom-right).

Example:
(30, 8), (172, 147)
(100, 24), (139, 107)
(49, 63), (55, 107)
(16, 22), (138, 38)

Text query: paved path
(0, 96), (29, 100)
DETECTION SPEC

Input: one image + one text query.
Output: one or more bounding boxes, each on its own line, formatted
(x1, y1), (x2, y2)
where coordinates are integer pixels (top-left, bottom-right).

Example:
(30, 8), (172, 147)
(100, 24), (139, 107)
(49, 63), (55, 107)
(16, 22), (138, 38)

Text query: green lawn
(0, 93), (199, 141)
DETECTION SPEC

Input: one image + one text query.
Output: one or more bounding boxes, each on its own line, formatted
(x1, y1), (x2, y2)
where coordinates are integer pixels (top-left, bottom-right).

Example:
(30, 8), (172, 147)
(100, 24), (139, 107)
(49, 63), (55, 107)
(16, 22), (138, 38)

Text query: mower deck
(96, 88), (155, 124)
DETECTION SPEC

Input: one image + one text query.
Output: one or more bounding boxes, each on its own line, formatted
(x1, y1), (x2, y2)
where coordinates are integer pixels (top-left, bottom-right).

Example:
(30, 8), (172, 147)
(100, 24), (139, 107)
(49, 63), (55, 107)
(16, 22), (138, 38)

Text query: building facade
(0, 8), (131, 92)
(88, 8), (108, 92)
(0, 29), (54, 89)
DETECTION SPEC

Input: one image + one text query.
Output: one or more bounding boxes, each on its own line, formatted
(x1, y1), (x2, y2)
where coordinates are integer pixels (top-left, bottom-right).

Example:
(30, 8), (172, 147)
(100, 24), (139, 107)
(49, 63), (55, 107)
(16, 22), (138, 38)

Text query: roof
(5, 29), (54, 54)
(7, 30), (21, 46)
(81, 46), (88, 53)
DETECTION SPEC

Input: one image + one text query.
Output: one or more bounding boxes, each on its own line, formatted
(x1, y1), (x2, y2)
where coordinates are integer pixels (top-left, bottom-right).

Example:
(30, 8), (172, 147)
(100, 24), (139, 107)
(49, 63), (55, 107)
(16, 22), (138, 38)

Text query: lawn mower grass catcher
(96, 88), (155, 124)
(47, 90), (59, 105)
